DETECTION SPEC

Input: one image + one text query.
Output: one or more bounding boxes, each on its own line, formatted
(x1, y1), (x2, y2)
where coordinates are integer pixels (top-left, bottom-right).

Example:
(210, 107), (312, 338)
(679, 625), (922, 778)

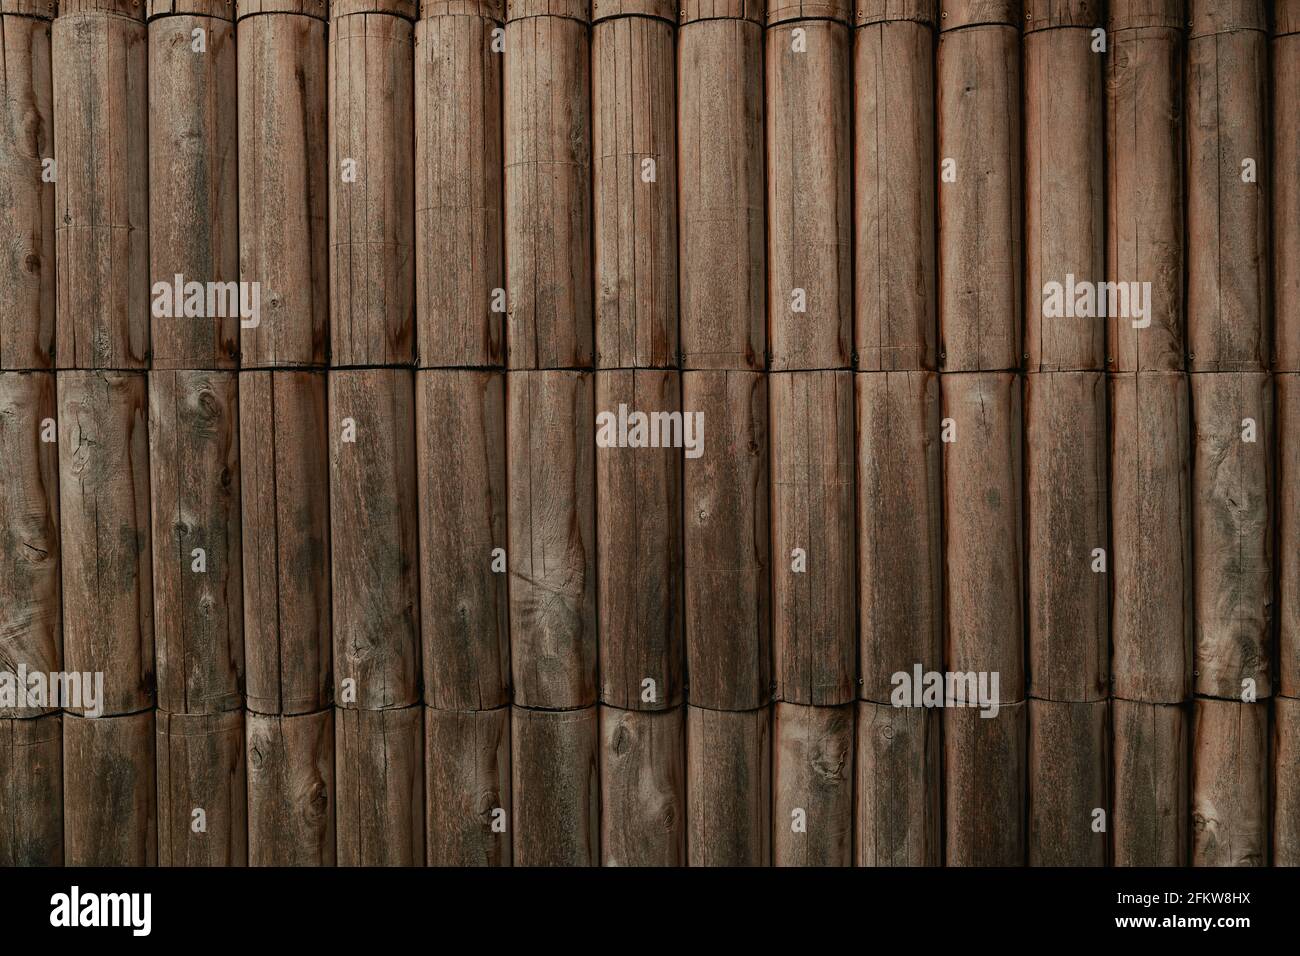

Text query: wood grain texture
(149, 370), (243, 715)
(148, 12), (239, 370)
(240, 370), (331, 715)
(853, 16), (935, 371)
(937, 0), (1016, 31)
(1107, 0), (1182, 32)
(58, 370), (154, 716)
(1192, 697), (1266, 866)
(237, 11), (328, 367)
(596, 369), (682, 710)
(329, 368), (420, 710)
(415, 10), (504, 368)
(156, 708), (246, 866)
(1191, 372), (1272, 700)
(686, 704), (770, 866)
(53, 7), (149, 370)
(1027, 698), (1108, 866)
(767, 0), (848, 22)
(943, 700), (1025, 866)
(512, 705), (599, 866)
(854, 700), (940, 866)
(1111, 697), (1188, 866)
(64, 709), (156, 865)
(680, 0), (762, 21)
(1276, 18), (1300, 369)
(593, 13), (677, 369)
(335, 704), (424, 865)
(0, 372), (61, 716)
(771, 370), (854, 706)
(856, 371), (942, 704)
(678, 16), (764, 370)
(0, 712), (61, 865)
(246, 708), (335, 865)
(1279, 374), (1300, 696)
(0, 15), (54, 370)
(1273, 695), (1300, 866)
(599, 704), (685, 865)
(941, 372), (1023, 701)
(416, 370), (508, 710)
(683, 370), (770, 710)
(1109, 371), (1191, 703)
(425, 705), (511, 866)
(329, 10), (415, 366)
(766, 20), (851, 371)
(773, 701), (853, 866)
(1024, 371), (1108, 702)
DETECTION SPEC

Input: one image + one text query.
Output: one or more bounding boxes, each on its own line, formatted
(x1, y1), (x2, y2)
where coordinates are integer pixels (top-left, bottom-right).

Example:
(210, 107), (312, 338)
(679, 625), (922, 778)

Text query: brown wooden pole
(1280, 374), (1300, 697)
(772, 700), (853, 866)
(64, 709), (156, 864)
(511, 704), (598, 865)
(942, 701), (1026, 865)
(0, 712), (62, 865)
(1276, 2), (1300, 371)
(686, 703), (770, 865)
(1112, 698), (1188, 865)
(1192, 698), (1267, 866)
(156, 709), (246, 865)
(854, 700), (940, 866)
(1274, 695), (1300, 866)
(1027, 698), (1108, 865)
(335, 704), (424, 865)
(599, 705), (685, 865)
(246, 708), (334, 865)
(424, 705), (510, 866)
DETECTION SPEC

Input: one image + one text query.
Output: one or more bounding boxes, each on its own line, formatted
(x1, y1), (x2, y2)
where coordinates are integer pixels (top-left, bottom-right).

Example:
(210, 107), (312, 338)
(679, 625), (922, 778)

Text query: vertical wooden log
(511, 704), (598, 866)
(507, 370), (596, 709)
(0, 6), (54, 370)
(593, 0), (677, 369)
(772, 701), (852, 866)
(0, 371), (61, 714)
(237, 0), (328, 368)
(1107, 0), (1184, 371)
(240, 370), (331, 716)
(1112, 698), (1188, 866)
(147, 0), (239, 370)
(1274, 695), (1300, 866)
(856, 370), (942, 704)
(1275, 3), (1300, 370)
(853, 3), (935, 372)
(936, 0), (1021, 372)
(246, 708), (334, 865)
(329, 0), (416, 366)
(1192, 697), (1267, 866)
(335, 703), (424, 865)
(1279, 373), (1300, 696)
(599, 705), (685, 866)
(0, 712), (62, 865)
(53, 0), (149, 370)
(424, 705), (511, 866)
(149, 370), (243, 715)
(771, 370), (854, 706)
(686, 704), (770, 866)
(329, 368), (420, 710)
(58, 370), (153, 715)
(415, 1), (504, 368)
(766, 5), (851, 371)
(595, 369), (683, 709)
(943, 701), (1026, 866)
(854, 700), (940, 866)
(1186, 0), (1269, 372)
(683, 370), (769, 711)
(416, 370), (508, 710)
(63, 709), (156, 865)
(156, 709), (246, 866)
(1027, 698), (1108, 866)
(678, 0), (764, 371)
(503, 0), (592, 369)
(1191, 372), (1272, 699)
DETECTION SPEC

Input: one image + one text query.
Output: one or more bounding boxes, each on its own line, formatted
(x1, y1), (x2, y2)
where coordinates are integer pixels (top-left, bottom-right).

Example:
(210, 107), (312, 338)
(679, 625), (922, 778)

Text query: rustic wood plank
(1279, 373), (1300, 697)
(246, 708), (334, 865)
(1192, 697), (1267, 866)
(1276, 8), (1300, 370)
(943, 700), (1025, 866)
(335, 703), (424, 865)
(1273, 695), (1300, 866)
(424, 705), (511, 866)
(854, 700), (940, 866)
(156, 708), (246, 866)
(599, 704), (685, 865)
(855, 0), (934, 25)
(63, 709), (155, 865)
(240, 370), (331, 716)
(772, 701), (852, 866)
(1027, 698), (1108, 865)
(1112, 697), (1188, 866)
(416, 370), (509, 710)
(686, 704), (770, 866)
(512, 704), (599, 866)
(771, 370), (854, 705)
(0, 712), (62, 865)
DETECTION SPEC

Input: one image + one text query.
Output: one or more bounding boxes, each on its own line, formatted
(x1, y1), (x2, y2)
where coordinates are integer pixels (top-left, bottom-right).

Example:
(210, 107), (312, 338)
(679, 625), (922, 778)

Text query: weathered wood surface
(329, 368), (420, 710)
(246, 708), (335, 865)
(0, 712), (62, 865)
(149, 370), (243, 715)
(148, 5), (239, 370)
(1276, 6), (1300, 370)
(855, 700), (940, 866)
(335, 704), (424, 865)
(1192, 697), (1267, 866)
(771, 370), (854, 706)
(240, 370), (331, 715)
(156, 708), (246, 866)
(64, 709), (156, 865)
(1112, 698), (1188, 866)
(686, 704), (770, 866)
(595, 369), (683, 710)
(329, 6), (415, 366)
(0, 372), (61, 716)
(512, 705), (599, 866)
(683, 370), (770, 711)
(1279, 373), (1300, 696)
(53, 2), (149, 370)
(599, 705), (685, 866)
(507, 370), (596, 709)
(1274, 695), (1300, 866)
(1027, 698), (1108, 866)
(425, 705), (511, 866)
(416, 370), (508, 710)
(58, 370), (154, 716)
(772, 701), (853, 866)
(943, 700), (1025, 866)
(0, 12), (54, 370)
